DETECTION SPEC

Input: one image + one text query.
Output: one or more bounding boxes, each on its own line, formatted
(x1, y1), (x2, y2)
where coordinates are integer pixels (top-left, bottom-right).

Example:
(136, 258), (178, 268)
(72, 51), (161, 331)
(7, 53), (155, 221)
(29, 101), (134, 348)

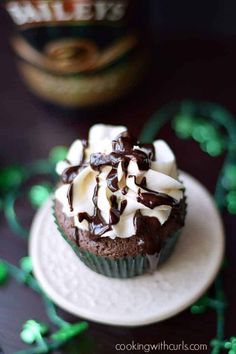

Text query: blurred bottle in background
(5, 0), (149, 108)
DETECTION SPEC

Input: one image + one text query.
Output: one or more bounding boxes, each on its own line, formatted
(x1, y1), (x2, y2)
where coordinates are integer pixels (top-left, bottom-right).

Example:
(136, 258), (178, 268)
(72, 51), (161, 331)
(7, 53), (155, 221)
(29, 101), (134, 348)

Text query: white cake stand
(29, 172), (224, 326)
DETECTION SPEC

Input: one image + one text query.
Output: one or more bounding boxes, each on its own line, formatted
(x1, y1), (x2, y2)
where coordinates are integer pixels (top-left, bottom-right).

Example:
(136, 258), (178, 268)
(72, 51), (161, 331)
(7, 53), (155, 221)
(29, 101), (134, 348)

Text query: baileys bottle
(5, 0), (148, 108)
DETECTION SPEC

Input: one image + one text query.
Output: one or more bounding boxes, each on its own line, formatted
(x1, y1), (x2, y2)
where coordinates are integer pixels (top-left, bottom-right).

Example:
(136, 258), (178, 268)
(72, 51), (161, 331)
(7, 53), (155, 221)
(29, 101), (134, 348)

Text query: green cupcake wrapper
(53, 205), (181, 278)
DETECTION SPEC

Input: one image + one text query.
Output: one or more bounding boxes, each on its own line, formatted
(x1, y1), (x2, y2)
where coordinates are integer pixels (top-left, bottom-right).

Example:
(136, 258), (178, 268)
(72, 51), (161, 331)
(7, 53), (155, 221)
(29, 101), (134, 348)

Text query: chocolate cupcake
(54, 124), (186, 278)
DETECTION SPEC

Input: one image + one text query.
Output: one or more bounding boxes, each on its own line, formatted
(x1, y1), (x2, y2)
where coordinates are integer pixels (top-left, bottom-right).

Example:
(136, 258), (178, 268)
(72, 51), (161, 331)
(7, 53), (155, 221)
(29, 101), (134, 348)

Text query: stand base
(29, 172), (224, 326)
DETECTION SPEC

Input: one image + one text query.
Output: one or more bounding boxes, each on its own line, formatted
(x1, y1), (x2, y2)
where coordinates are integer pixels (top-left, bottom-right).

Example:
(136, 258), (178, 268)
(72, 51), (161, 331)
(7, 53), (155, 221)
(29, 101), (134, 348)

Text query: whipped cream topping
(55, 124), (184, 240)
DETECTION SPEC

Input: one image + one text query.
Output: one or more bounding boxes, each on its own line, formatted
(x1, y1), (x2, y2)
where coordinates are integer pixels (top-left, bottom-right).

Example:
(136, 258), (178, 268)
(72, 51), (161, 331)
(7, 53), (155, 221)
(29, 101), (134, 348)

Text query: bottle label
(6, 0), (128, 26)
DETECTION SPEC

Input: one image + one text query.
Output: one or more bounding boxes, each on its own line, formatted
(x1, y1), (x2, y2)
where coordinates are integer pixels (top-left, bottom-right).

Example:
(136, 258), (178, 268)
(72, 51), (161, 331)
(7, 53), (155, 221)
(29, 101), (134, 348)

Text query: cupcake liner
(53, 204), (181, 278)
(76, 250), (150, 278)
(159, 230), (181, 265)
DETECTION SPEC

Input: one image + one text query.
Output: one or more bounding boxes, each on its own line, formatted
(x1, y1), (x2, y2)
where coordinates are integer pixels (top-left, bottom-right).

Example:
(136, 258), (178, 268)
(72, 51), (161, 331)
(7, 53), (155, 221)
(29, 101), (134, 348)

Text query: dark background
(149, 0), (236, 36)
(0, 1), (236, 353)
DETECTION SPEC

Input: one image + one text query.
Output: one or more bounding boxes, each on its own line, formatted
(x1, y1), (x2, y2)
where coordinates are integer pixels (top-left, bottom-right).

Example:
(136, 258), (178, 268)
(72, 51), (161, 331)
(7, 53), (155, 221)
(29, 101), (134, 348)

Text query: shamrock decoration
(0, 261), (8, 285)
(20, 320), (48, 345)
(173, 114), (194, 139)
(211, 338), (223, 354)
(51, 322), (89, 341)
(224, 165), (236, 190)
(28, 184), (52, 208)
(49, 146), (68, 165)
(222, 164), (236, 214)
(20, 257), (32, 273)
(190, 294), (210, 314)
(173, 114), (226, 157)
(225, 337), (236, 354)
(0, 166), (25, 195)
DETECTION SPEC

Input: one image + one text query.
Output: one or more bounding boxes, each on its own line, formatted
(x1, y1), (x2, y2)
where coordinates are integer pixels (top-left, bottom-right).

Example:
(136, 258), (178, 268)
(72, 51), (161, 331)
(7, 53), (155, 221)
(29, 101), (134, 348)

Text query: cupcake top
(55, 124), (184, 240)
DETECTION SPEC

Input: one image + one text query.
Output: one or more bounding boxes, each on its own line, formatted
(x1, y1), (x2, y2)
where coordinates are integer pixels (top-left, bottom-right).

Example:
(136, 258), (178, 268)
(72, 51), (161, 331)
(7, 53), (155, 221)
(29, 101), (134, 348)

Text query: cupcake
(54, 124), (186, 278)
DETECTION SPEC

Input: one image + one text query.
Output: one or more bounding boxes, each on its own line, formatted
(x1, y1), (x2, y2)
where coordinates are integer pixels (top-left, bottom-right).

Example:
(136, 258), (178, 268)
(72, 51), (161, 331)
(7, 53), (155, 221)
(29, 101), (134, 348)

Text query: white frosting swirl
(55, 124), (184, 239)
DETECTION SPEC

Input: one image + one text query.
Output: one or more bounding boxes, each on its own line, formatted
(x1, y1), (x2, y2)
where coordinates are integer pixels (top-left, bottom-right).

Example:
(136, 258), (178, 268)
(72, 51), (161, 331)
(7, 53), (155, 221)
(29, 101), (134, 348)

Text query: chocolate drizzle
(122, 186), (128, 195)
(141, 143), (156, 161)
(137, 191), (178, 209)
(61, 139), (88, 184)
(78, 211), (111, 239)
(109, 195), (120, 224)
(62, 139), (89, 214)
(109, 195), (127, 225)
(140, 176), (147, 188)
(67, 183), (73, 212)
(62, 165), (80, 184)
(77, 131), (159, 239)
(134, 210), (161, 255)
(146, 253), (161, 273)
(78, 184), (128, 238)
(73, 226), (79, 245)
(62, 129), (184, 263)
(90, 132), (153, 188)
(107, 168), (119, 192)
(78, 177), (111, 239)
(120, 200), (127, 215)
(129, 174), (179, 209)
(90, 153), (119, 170)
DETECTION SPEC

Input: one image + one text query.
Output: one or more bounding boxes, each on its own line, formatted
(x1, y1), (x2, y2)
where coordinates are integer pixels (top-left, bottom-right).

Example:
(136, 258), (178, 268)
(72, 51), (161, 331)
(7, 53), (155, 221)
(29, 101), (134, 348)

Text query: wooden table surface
(0, 6), (235, 354)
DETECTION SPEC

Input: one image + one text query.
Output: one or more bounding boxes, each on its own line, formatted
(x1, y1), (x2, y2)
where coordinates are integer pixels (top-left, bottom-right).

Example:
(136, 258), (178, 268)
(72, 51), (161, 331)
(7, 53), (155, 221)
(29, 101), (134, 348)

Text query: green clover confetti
(225, 337), (236, 354)
(0, 258), (89, 353)
(20, 320), (48, 345)
(0, 261), (8, 285)
(192, 121), (218, 142)
(20, 257), (33, 274)
(28, 184), (52, 208)
(172, 114), (194, 139)
(191, 294), (210, 314)
(223, 165), (236, 190)
(49, 146), (68, 165)
(211, 339), (224, 354)
(51, 322), (89, 341)
(0, 166), (25, 195)
(173, 113), (226, 157)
